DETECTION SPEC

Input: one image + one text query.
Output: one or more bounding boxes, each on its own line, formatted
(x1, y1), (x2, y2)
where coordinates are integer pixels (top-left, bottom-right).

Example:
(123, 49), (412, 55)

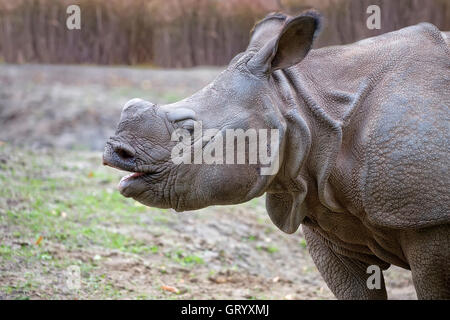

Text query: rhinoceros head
(103, 11), (322, 215)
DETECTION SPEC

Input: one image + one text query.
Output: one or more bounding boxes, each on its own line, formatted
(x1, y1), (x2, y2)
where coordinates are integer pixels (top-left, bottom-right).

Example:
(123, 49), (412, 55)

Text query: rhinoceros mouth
(102, 155), (149, 197)
(118, 172), (145, 191)
(110, 168), (153, 198)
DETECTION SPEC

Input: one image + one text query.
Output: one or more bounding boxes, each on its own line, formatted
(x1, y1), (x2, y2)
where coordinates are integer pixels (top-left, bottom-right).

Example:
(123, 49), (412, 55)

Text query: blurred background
(0, 0), (448, 299)
(1, 0), (449, 67)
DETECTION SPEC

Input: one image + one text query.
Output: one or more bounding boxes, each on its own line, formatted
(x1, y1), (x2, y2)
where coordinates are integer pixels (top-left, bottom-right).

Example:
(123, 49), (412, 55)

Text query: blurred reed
(0, 0), (448, 67)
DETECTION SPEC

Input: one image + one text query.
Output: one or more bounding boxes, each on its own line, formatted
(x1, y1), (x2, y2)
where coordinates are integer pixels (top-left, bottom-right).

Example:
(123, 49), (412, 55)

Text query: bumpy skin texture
(303, 225), (388, 299)
(104, 11), (450, 299)
(401, 225), (450, 299)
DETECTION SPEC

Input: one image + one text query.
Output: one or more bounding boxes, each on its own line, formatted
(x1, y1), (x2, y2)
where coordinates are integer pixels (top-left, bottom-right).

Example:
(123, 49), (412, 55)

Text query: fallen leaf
(35, 235), (43, 245)
(161, 285), (179, 294)
(88, 171), (94, 178)
(272, 276), (280, 283)
(209, 276), (227, 284)
(61, 211), (67, 218)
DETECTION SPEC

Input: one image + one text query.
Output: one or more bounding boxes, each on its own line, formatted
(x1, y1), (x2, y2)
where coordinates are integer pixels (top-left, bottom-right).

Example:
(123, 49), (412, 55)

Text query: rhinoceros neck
(273, 45), (389, 129)
(271, 45), (390, 213)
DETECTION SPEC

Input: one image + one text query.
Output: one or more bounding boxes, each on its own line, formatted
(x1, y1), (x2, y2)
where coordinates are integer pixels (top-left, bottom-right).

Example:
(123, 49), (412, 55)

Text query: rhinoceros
(103, 10), (450, 299)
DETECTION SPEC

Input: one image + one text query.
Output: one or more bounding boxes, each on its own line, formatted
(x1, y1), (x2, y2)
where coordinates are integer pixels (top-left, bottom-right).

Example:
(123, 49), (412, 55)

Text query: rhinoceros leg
(303, 225), (387, 300)
(401, 225), (450, 299)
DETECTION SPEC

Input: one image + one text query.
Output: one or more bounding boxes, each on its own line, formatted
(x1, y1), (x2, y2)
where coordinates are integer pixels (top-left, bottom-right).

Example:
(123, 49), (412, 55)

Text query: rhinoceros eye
(180, 119), (195, 132)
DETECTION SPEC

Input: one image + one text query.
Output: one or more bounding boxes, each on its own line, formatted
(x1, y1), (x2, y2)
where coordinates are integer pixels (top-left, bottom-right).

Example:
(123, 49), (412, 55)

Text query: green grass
(0, 244), (13, 259)
(256, 245), (279, 254)
(266, 246), (279, 254)
(161, 92), (184, 103)
(0, 145), (178, 299)
(0, 144), (306, 300)
(166, 249), (204, 266)
(299, 238), (307, 249)
(0, 148), (169, 252)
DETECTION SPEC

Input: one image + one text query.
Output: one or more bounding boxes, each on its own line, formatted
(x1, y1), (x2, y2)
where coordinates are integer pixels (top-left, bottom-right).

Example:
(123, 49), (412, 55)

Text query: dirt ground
(0, 64), (416, 299)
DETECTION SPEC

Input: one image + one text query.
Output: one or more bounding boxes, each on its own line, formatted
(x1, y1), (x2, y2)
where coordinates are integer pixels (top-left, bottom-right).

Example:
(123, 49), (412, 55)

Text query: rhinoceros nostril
(114, 145), (135, 161)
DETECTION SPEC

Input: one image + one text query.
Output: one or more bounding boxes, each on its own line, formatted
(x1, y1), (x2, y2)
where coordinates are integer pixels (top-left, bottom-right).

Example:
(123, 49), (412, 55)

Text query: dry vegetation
(0, 0), (449, 67)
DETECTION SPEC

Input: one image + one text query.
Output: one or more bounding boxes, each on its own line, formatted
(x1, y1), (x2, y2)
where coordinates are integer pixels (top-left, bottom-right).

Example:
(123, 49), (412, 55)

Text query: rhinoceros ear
(248, 12), (288, 51)
(248, 10), (322, 73)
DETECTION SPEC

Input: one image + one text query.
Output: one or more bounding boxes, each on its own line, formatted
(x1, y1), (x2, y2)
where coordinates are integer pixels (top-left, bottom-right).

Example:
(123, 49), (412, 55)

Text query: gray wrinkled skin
(103, 11), (450, 299)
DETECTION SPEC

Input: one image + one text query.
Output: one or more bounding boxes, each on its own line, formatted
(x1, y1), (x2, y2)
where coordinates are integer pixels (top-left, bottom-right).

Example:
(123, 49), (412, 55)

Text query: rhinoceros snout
(103, 140), (136, 172)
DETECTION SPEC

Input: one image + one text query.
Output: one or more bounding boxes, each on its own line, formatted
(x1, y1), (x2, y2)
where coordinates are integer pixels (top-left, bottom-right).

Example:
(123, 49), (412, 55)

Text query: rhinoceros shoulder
(361, 93), (449, 229)
(298, 23), (450, 229)
(356, 24), (450, 229)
